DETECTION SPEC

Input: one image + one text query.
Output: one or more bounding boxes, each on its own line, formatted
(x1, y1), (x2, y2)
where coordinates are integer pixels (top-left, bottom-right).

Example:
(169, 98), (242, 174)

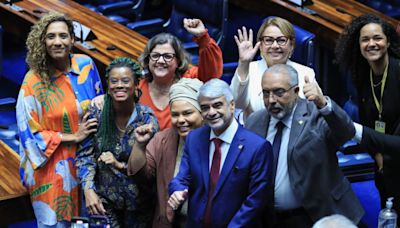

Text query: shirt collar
(209, 118), (239, 144)
(52, 54), (80, 79)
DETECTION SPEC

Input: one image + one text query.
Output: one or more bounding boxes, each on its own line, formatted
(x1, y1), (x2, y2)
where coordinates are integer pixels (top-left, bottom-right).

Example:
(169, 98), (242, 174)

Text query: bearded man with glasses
(246, 64), (364, 228)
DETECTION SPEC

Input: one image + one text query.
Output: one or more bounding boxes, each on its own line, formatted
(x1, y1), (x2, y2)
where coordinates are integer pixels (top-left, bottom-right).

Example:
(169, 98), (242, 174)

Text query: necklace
(373, 80), (382, 87)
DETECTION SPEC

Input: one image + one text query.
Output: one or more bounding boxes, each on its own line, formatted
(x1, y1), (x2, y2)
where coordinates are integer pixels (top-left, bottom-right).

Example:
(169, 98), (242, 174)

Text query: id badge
(375, 120), (386, 133)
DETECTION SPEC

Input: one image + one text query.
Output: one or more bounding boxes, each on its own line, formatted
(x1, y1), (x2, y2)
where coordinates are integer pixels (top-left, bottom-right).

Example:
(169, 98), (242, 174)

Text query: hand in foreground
(98, 151), (125, 170)
(168, 189), (188, 210)
(183, 18), (206, 37)
(375, 152), (384, 173)
(75, 112), (98, 143)
(234, 26), (260, 64)
(134, 123), (155, 148)
(84, 189), (106, 215)
(303, 75), (326, 108)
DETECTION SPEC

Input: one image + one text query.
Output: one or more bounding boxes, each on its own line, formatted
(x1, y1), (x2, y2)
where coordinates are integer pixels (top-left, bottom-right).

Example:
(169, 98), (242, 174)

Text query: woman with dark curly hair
(76, 57), (159, 227)
(335, 14), (400, 218)
(16, 12), (103, 226)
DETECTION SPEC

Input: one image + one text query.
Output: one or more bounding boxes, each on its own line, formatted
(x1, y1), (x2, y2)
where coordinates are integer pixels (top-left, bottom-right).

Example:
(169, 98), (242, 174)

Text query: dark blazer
(361, 126), (400, 158)
(357, 56), (400, 214)
(169, 124), (273, 228)
(246, 98), (364, 224)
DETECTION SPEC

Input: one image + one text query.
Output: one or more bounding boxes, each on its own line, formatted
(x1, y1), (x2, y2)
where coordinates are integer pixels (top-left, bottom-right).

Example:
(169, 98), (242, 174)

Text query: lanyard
(369, 64), (388, 120)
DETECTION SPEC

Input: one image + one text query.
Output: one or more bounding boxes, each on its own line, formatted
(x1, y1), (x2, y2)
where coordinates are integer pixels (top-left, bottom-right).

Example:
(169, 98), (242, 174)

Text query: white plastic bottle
(378, 197), (397, 228)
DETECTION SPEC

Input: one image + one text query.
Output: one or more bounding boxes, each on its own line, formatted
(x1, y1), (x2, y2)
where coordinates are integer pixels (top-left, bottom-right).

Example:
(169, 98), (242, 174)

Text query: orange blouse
(139, 32), (223, 130)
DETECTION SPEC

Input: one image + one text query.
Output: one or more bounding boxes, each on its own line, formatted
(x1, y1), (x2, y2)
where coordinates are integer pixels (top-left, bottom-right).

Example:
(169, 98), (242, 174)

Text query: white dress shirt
(267, 98), (333, 211)
(209, 119), (239, 172)
(230, 57), (316, 117)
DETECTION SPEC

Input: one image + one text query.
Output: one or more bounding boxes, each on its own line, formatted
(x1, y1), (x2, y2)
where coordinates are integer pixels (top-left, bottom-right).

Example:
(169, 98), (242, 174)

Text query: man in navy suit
(168, 79), (273, 228)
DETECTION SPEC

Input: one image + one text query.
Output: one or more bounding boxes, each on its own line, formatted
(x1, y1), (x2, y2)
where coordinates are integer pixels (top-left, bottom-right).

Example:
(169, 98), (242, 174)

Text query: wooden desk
(0, 140), (26, 200)
(231, 0), (399, 48)
(0, 140), (36, 227)
(0, 0), (149, 75)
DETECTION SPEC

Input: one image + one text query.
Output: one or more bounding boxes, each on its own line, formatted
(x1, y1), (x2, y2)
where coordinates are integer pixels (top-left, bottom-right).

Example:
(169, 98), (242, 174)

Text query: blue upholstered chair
(361, 0), (400, 19)
(127, 0), (228, 64)
(0, 26), (19, 153)
(291, 24), (316, 68)
(81, 0), (145, 25)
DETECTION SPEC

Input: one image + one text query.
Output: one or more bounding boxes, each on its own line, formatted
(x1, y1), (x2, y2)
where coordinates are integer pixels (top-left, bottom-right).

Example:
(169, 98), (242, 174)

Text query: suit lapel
(163, 129), (179, 186)
(213, 126), (245, 198)
(200, 126), (212, 192)
(255, 110), (270, 138)
(288, 99), (309, 159)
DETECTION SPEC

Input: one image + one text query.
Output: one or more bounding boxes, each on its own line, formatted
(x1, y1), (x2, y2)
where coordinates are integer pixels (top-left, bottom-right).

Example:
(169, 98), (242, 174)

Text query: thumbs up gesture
(303, 75), (327, 108)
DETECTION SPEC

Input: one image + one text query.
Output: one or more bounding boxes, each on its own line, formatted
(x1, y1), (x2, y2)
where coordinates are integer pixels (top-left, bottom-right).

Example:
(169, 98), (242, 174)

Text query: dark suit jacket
(246, 98), (364, 224)
(361, 126), (400, 158)
(169, 124), (273, 228)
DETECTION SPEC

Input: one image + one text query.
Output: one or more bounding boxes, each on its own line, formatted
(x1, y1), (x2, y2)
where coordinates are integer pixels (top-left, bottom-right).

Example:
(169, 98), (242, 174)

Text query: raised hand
(183, 18), (206, 37)
(134, 123), (155, 148)
(168, 189), (188, 210)
(303, 75), (326, 108)
(234, 26), (261, 64)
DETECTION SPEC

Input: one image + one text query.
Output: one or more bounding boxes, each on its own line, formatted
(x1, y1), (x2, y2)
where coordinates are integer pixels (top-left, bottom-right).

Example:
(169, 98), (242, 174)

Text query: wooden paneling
(0, 140), (26, 201)
(230, 0), (399, 49)
(0, 0), (149, 73)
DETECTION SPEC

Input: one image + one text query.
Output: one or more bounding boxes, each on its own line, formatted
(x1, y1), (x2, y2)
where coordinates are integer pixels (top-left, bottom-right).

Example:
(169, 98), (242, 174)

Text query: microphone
(74, 20), (96, 50)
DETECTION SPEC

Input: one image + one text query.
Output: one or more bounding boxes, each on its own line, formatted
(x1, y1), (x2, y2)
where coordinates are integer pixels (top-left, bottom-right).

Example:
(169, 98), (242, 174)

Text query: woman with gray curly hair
(16, 12), (103, 227)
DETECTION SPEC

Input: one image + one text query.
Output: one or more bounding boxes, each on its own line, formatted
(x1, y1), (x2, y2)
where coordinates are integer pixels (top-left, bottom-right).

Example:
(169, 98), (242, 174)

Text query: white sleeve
(230, 68), (251, 110)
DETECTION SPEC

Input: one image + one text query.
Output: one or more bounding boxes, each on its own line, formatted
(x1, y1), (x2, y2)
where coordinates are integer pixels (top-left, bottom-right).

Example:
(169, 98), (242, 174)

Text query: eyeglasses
(149, 52), (176, 62)
(262, 85), (297, 98)
(260, 36), (289, 46)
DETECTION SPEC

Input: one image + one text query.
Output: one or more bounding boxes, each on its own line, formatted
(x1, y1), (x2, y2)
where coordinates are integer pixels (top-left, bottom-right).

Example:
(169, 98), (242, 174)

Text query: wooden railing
(0, 0), (149, 76)
(230, 0), (399, 49)
(0, 140), (26, 201)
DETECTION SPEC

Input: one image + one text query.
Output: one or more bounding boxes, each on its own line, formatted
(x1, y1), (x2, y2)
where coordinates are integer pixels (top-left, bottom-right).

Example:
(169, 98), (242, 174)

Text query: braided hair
(97, 57), (142, 152)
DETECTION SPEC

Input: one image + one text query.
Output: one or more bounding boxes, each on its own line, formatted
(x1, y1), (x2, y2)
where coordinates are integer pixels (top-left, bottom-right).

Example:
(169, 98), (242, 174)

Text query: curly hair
(335, 14), (400, 88)
(138, 33), (190, 82)
(98, 57), (142, 152)
(25, 11), (74, 87)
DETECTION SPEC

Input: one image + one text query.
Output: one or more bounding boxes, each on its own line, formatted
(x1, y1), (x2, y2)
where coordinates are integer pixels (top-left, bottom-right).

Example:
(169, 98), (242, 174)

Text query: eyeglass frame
(259, 36), (290, 46)
(149, 52), (176, 62)
(261, 85), (298, 98)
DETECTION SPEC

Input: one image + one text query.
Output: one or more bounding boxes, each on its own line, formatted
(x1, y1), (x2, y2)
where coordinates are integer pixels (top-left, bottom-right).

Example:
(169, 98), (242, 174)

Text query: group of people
(15, 8), (399, 228)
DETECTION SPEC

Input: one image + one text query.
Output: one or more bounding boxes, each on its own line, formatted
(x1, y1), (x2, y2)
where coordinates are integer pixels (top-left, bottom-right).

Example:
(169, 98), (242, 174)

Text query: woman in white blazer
(230, 16), (316, 119)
